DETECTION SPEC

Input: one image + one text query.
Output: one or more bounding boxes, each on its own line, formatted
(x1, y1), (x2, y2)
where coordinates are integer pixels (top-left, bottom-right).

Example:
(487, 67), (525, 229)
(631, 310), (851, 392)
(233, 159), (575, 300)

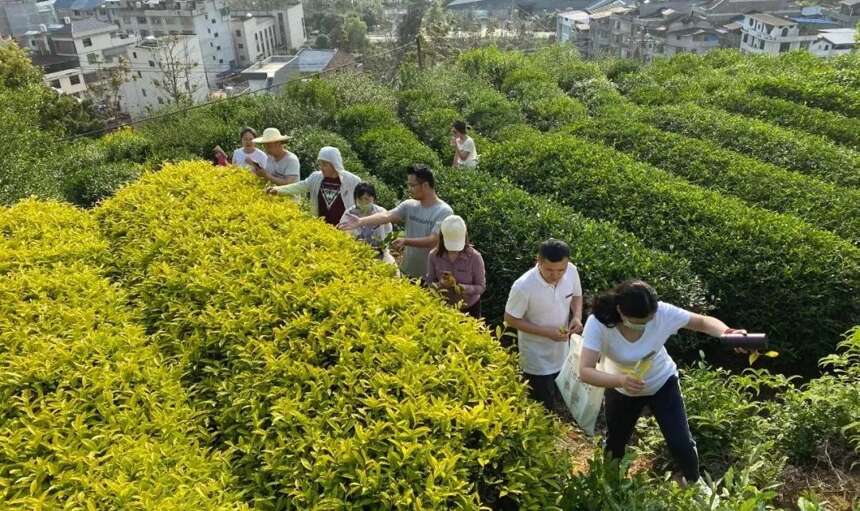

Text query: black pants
(604, 375), (700, 482)
(523, 372), (562, 412)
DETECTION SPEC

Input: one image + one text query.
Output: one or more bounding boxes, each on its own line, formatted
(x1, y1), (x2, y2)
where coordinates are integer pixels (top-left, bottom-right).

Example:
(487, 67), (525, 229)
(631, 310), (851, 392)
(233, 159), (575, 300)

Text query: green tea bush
(335, 104), (399, 142)
(708, 89), (860, 150)
(480, 131), (860, 369)
(571, 117), (860, 244)
(437, 167), (709, 332)
(456, 46), (526, 89)
(748, 74), (860, 118)
(498, 66), (587, 131)
(353, 126), (442, 190)
(337, 99), (709, 341)
(96, 162), (572, 509)
(641, 103), (860, 188)
(0, 199), (249, 510)
(62, 160), (142, 208)
(325, 70), (398, 113)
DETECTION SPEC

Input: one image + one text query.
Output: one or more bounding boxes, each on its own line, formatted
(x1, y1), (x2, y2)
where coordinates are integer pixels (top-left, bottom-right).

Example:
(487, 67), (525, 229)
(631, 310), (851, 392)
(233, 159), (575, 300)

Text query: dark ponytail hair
(452, 120), (468, 134)
(591, 280), (659, 327)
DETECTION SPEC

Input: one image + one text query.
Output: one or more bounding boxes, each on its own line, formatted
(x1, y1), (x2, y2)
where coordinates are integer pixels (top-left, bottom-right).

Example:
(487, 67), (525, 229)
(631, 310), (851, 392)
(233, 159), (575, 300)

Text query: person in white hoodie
(266, 146), (361, 226)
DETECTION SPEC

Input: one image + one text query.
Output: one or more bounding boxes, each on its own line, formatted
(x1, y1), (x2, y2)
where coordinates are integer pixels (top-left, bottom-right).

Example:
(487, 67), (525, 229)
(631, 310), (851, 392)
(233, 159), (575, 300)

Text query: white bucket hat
(440, 215), (467, 252)
(317, 146), (345, 174)
(253, 127), (291, 144)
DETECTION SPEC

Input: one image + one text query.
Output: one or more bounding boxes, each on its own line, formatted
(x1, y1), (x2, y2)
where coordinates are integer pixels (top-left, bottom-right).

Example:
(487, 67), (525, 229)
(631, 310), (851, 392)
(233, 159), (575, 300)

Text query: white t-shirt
(455, 136), (478, 169)
(232, 148), (268, 171)
(504, 263), (582, 375)
(582, 302), (692, 397)
(265, 151), (301, 181)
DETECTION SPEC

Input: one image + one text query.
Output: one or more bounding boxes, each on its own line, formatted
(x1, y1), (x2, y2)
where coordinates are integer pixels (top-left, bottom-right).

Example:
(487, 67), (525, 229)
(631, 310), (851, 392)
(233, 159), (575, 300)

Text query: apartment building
(230, 12), (277, 67)
(739, 13), (816, 54)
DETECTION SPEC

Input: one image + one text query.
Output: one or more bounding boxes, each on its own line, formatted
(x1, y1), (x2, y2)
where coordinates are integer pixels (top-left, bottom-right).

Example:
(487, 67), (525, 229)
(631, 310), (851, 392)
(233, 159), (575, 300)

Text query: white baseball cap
(440, 215), (467, 252)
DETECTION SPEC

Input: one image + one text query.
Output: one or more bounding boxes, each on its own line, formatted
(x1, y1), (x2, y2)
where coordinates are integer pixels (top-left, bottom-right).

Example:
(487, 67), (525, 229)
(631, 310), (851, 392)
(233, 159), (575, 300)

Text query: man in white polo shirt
(504, 239), (583, 412)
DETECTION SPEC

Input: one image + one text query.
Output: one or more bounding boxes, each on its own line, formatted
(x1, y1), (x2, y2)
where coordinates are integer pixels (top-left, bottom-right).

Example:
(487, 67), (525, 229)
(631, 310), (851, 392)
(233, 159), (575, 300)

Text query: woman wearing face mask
(579, 280), (746, 492)
(214, 127), (268, 171)
(343, 182), (395, 265)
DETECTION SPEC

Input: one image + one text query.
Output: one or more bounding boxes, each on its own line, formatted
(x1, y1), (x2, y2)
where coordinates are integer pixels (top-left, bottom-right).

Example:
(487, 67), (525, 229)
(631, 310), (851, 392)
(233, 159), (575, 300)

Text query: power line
(58, 39), (417, 142)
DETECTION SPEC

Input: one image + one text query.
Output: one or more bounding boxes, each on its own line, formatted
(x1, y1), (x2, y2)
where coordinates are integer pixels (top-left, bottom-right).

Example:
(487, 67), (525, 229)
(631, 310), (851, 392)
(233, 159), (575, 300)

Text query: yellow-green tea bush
(0, 200), (249, 510)
(0, 199), (107, 271)
(96, 162), (572, 509)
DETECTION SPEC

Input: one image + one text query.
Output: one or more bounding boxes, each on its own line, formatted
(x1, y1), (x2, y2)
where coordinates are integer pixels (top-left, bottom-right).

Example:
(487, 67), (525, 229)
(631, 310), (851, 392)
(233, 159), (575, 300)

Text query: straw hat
(253, 127), (291, 144)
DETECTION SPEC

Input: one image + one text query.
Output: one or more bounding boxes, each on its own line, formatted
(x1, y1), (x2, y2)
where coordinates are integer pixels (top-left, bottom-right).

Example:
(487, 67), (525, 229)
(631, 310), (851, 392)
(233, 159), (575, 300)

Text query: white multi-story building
(739, 13), (816, 54)
(107, 0), (237, 87)
(119, 34), (208, 118)
(230, 13), (277, 67)
(0, 0), (55, 36)
(230, 2), (306, 52)
(20, 18), (135, 86)
(31, 53), (88, 98)
(810, 27), (857, 56)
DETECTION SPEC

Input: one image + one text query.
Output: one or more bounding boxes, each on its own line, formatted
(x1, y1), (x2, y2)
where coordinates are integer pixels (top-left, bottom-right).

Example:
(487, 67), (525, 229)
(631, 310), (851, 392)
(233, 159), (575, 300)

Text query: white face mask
(621, 315), (649, 331)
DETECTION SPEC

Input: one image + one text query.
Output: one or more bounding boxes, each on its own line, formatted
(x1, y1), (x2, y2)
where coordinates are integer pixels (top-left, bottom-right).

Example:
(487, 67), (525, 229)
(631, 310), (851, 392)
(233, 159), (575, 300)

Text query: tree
(0, 40), (42, 89)
(314, 34), (332, 48)
(343, 15), (369, 52)
(152, 36), (202, 106)
(88, 55), (132, 118)
(397, 0), (428, 46)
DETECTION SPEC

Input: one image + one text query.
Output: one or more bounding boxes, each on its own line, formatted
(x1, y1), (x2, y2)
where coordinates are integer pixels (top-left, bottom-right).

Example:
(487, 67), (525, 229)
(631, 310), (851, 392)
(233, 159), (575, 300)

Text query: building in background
(20, 18), (135, 87)
(31, 53), (87, 97)
(106, 0), (237, 88)
(810, 27), (857, 56)
(739, 13), (816, 54)
(230, 12), (277, 67)
(0, 0), (56, 36)
(240, 48), (353, 94)
(119, 34), (207, 118)
(53, 0), (109, 22)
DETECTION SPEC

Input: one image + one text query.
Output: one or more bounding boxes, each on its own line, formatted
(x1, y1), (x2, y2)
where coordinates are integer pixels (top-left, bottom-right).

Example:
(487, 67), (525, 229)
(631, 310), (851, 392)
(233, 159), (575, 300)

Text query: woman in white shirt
(450, 121), (478, 169)
(579, 280), (746, 489)
(215, 127), (268, 171)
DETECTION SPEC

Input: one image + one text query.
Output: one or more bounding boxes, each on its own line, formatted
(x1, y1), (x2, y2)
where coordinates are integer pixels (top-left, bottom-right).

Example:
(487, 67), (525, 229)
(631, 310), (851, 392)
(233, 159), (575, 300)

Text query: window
(235, 29), (241, 36)
(83, 37), (92, 47)
(238, 43), (244, 49)
(219, 58), (223, 63)
(152, 79), (160, 86)
(133, 51), (138, 58)
(137, 71), (142, 78)
(137, 16), (147, 23)
(212, 56), (216, 61)
(240, 55), (246, 61)
(154, 31), (164, 36)
(781, 27), (788, 37)
(210, 42), (214, 47)
(70, 74), (81, 85)
(141, 29), (150, 37)
(87, 53), (98, 64)
(212, 18), (216, 23)
(214, 32), (218, 37)
(158, 97), (164, 104)
(149, 60), (155, 67)
(216, 45), (220, 50)
(207, 28), (211, 34)
(142, 88), (147, 97)
(50, 79), (61, 88)
(30, 40), (36, 47)
(800, 40), (810, 49)
(743, 33), (748, 43)
(123, 16), (131, 23)
(779, 42), (790, 52)
(150, 17), (162, 24)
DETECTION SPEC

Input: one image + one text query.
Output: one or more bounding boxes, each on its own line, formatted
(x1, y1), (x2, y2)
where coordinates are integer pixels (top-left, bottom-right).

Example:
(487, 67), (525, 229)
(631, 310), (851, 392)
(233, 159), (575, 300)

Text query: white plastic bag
(555, 334), (604, 436)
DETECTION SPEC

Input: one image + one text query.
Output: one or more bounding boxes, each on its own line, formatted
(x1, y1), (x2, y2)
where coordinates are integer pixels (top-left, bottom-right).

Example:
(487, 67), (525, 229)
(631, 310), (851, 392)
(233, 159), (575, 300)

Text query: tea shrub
(571, 117), (860, 244)
(96, 162), (573, 509)
(641, 103), (860, 188)
(0, 199), (249, 510)
(479, 131), (860, 368)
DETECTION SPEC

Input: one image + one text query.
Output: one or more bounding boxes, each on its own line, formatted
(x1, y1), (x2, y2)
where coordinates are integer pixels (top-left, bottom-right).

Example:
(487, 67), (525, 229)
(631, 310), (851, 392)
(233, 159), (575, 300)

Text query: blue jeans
(604, 375), (700, 481)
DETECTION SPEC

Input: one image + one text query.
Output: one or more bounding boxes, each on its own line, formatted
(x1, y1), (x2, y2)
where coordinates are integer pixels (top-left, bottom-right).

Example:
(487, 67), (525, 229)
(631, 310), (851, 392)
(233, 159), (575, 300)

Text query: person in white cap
(266, 146), (361, 226)
(425, 215), (486, 319)
(248, 127), (300, 185)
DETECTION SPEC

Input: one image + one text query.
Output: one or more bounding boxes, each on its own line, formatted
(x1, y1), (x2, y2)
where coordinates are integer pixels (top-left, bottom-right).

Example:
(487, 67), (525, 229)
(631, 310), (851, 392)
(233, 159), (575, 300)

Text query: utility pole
(416, 34), (424, 69)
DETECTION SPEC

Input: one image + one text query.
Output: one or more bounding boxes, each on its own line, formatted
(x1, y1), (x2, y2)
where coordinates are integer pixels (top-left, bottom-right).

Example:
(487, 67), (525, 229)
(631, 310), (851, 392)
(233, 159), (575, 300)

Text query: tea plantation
(0, 42), (858, 509)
